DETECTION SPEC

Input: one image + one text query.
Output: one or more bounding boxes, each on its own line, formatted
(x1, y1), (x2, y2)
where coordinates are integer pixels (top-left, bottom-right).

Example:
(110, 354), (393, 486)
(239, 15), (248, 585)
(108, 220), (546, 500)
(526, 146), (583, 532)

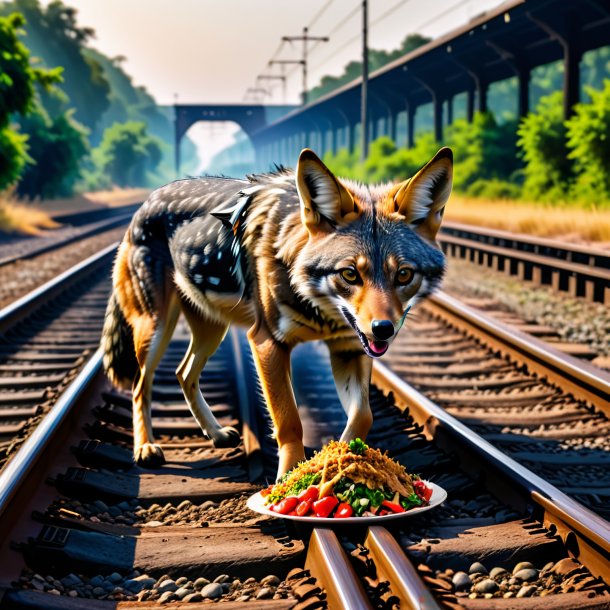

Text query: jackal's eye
(396, 267), (414, 285)
(340, 267), (360, 285)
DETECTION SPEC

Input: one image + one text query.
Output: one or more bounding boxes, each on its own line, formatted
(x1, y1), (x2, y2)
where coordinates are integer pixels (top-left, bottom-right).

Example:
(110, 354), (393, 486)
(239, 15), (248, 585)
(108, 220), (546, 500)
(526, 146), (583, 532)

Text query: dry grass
(0, 191), (60, 236)
(445, 195), (610, 245)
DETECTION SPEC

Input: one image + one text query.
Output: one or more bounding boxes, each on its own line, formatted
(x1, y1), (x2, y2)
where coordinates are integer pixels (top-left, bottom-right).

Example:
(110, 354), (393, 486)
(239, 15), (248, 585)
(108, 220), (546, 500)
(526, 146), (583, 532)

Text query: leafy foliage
(309, 34), (430, 102)
(565, 81), (610, 203)
(446, 112), (520, 194)
(517, 92), (572, 201)
(93, 121), (163, 187)
(0, 11), (61, 190)
(0, 0), (110, 136)
(16, 102), (88, 199)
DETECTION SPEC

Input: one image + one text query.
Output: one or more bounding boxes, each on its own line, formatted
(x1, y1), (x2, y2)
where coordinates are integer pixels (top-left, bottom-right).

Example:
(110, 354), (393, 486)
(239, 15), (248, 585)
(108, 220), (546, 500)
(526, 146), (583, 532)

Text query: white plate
(246, 481), (447, 525)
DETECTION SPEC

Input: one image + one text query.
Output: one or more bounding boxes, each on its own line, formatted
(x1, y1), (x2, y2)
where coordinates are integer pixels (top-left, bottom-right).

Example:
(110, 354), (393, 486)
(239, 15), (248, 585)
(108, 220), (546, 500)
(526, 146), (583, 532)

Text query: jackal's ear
(394, 147), (452, 241)
(296, 148), (356, 234)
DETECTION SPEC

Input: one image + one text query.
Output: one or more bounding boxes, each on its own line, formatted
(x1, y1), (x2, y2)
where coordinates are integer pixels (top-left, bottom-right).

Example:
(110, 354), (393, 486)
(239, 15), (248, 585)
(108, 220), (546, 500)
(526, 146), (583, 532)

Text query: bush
(517, 92), (572, 201)
(0, 126), (29, 191)
(93, 121), (163, 187)
(565, 80), (610, 205)
(16, 105), (89, 199)
(465, 178), (522, 199)
(447, 112), (520, 192)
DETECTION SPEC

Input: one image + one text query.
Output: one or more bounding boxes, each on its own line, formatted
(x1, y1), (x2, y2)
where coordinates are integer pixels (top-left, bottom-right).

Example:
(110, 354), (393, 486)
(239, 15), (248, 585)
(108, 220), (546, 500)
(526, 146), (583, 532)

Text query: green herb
(348, 438), (368, 454)
(267, 471), (321, 504)
(400, 493), (423, 510)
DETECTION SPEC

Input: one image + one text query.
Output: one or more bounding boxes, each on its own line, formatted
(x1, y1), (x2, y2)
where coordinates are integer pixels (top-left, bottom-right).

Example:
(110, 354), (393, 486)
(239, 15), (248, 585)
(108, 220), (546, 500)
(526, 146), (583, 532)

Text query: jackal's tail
(102, 292), (138, 390)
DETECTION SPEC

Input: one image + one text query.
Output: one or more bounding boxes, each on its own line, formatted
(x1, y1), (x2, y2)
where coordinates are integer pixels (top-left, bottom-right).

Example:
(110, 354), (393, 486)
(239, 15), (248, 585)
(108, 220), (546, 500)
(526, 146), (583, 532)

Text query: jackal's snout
(371, 319), (395, 340)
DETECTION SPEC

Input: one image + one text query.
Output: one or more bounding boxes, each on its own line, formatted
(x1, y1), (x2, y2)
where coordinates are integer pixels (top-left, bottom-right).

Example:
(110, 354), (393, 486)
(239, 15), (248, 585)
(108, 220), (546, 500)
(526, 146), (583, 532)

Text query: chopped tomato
(288, 510), (298, 516)
(334, 503), (353, 518)
(273, 496), (299, 515)
(381, 500), (405, 514)
(296, 499), (313, 516)
(298, 486), (319, 503)
(260, 486), (272, 498)
(312, 496), (338, 518)
(414, 480), (433, 502)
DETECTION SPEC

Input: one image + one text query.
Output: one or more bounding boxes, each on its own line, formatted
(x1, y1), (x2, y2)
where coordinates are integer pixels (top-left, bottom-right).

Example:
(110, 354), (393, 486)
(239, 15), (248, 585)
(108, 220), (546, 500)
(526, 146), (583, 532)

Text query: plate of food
(247, 439), (446, 524)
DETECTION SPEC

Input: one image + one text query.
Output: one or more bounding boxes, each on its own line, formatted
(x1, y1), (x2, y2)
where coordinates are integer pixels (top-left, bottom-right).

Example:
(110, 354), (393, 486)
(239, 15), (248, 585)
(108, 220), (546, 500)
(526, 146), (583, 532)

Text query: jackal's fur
(102, 148), (452, 476)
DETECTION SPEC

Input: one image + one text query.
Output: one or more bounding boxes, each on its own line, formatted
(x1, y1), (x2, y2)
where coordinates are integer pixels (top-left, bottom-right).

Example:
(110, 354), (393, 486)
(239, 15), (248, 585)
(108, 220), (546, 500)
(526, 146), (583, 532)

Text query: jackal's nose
(371, 319), (394, 340)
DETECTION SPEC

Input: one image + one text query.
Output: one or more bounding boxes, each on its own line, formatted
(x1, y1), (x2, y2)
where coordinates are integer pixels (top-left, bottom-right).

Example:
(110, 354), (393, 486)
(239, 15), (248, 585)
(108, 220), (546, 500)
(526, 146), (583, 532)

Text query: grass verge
(445, 195), (610, 244)
(0, 191), (60, 235)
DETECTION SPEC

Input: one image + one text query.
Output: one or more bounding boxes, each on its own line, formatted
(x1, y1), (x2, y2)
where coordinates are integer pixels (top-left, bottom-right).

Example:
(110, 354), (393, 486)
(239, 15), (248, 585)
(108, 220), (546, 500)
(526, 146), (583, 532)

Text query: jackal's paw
(212, 426), (241, 448)
(134, 443), (165, 468)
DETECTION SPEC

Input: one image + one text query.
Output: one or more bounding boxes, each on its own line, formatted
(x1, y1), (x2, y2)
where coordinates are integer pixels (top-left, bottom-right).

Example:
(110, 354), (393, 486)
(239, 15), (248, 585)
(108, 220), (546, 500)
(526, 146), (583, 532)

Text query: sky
(40, 0), (507, 169)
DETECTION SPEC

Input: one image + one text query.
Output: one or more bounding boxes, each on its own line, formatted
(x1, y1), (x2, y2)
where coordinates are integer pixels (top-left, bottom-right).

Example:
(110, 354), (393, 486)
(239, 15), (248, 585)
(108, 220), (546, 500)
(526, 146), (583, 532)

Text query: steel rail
(0, 213), (131, 269)
(305, 528), (373, 610)
(0, 349), (103, 523)
(423, 291), (610, 416)
(439, 222), (610, 304)
(441, 221), (610, 267)
(371, 360), (610, 581)
(365, 526), (441, 610)
(441, 233), (610, 281)
(0, 242), (118, 335)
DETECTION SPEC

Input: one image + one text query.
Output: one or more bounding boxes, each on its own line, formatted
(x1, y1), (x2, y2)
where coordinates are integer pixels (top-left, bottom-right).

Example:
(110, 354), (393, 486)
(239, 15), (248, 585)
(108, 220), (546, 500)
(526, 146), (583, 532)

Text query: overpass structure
(173, 104), (296, 173)
(245, 0), (610, 169)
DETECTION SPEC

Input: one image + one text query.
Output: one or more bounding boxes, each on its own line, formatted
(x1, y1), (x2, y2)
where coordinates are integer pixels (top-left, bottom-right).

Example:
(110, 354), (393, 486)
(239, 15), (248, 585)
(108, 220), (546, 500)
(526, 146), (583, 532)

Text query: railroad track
(384, 291), (610, 520)
(439, 222), (610, 305)
(0, 204), (139, 268)
(0, 244), (116, 473)
(0, 265), (608, 607)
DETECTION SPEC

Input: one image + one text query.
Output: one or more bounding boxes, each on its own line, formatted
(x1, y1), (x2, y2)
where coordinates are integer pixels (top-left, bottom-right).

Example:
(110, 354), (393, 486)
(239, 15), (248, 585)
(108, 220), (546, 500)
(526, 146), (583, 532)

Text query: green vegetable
(268, 472), (321, 504)
(348, 438), (368, 455)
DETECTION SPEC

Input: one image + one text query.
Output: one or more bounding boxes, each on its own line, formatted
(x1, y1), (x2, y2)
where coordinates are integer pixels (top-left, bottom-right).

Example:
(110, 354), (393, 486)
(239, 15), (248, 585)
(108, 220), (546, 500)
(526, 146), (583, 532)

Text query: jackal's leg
(176, 302), (240, 448)
(132, 296), (180, 467)
(326, 343), (373, 443)
(248, 322), (304, 479)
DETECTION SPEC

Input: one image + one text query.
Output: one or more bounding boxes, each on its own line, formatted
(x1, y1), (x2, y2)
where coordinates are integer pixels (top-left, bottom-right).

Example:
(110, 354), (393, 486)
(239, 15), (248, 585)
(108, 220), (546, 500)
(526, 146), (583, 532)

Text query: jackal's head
(291, 147), (452, 358)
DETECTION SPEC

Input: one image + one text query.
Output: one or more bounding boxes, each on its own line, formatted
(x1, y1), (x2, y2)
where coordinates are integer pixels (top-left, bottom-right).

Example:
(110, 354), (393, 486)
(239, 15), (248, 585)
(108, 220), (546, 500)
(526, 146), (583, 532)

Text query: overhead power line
(308, 0), (336, 29)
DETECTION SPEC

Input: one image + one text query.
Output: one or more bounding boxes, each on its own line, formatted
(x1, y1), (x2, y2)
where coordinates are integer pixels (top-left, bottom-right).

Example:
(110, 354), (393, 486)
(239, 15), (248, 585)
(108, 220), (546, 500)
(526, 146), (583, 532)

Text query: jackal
(102, 148), (452, 478)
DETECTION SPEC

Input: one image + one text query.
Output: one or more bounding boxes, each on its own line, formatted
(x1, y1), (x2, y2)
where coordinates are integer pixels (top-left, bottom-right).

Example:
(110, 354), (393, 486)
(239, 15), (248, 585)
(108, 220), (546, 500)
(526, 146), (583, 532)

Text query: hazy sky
(38, 0), (506, 168)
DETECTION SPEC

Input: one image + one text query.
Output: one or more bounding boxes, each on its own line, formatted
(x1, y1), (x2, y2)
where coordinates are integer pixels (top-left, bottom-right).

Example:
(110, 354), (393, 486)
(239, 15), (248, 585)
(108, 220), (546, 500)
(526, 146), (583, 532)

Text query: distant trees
(16, 101), (89, 199)
(0, 0), (110, 137)
(93, 122), (163, 187)
(0, 12), (61, 190)
(0, 0), (194, 200)
(309, 34), (430, 102)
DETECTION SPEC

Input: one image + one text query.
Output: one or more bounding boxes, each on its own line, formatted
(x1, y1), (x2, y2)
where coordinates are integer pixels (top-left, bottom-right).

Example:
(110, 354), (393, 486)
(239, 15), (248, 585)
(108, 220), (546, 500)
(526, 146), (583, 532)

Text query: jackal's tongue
(369, 340), (388, 355)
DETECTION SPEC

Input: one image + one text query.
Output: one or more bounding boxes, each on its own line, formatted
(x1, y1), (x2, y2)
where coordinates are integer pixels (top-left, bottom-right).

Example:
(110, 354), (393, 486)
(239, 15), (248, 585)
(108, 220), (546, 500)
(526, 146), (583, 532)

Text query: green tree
(94, 121), (163, 187)
(0, 0), (110, 137)
(517, 92), (572, 201)
(566, 80), (610, 204)
(0, 12), (60, 190)
(16, 101), (88, 199)
(447, 112), (520, 194)
(309, 34), (430, 102)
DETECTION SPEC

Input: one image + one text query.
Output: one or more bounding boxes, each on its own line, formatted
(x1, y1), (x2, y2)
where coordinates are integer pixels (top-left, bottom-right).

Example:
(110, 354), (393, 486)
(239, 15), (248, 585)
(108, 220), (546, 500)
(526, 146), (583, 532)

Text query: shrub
(565, 80), (610, 206)
(517, 92), (572, 201)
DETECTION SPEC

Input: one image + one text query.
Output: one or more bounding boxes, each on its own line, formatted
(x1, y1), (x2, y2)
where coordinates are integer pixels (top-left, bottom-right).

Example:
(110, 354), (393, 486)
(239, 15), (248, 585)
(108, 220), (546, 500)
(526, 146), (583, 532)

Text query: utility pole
(257, 74), (287, 104)
(361, 0), (369, 161)
(282, 27), (329, 105)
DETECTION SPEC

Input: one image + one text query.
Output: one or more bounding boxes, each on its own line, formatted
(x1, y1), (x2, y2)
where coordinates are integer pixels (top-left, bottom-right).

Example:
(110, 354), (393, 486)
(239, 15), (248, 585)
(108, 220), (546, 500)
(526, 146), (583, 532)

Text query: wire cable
(308, 0), (336, 29)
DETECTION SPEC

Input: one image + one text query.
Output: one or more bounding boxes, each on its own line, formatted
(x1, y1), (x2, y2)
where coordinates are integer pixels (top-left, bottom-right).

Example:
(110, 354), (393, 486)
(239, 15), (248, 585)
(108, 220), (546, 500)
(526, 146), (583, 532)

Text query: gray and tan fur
(102, 147), (453, 477)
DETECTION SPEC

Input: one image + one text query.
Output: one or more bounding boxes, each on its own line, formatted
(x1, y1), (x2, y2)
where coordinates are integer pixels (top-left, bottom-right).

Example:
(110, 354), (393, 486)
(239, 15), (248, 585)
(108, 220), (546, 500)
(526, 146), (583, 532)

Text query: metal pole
(303, 26), (308, 105)
(361, 0), (369, 161)
(173, 94), (180, 176)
